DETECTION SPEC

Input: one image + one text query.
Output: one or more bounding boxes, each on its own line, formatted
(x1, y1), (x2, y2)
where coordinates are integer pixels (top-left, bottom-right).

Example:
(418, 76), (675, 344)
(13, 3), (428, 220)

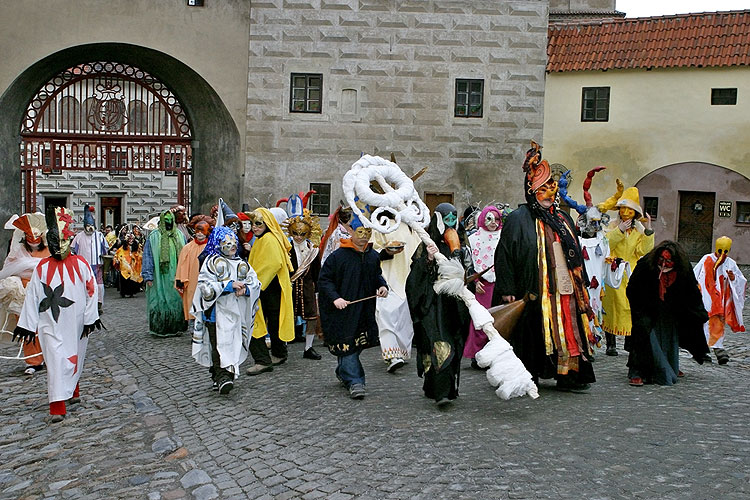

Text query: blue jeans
(336, 351), (365, 388)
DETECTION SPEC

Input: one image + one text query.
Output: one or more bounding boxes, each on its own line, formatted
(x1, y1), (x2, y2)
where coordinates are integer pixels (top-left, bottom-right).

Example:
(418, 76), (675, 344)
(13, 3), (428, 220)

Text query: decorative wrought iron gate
(20, 61), (193, 213)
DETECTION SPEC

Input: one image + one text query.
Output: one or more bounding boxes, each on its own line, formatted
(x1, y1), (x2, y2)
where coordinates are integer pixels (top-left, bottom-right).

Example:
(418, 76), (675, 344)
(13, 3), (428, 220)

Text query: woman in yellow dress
(601, 187), (654, 355)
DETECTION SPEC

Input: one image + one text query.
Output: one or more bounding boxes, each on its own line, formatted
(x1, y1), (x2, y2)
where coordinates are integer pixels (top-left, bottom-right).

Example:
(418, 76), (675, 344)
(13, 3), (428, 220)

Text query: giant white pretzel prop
(343, 155), (538, 400)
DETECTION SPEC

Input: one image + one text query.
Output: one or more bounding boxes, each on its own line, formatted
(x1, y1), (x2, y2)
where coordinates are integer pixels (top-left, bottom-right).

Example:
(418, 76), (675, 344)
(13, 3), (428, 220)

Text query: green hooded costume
(141, 211), (187, 336)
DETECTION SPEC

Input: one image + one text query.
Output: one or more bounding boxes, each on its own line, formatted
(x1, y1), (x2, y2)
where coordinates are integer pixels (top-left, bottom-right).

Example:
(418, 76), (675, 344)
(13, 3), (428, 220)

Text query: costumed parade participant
(13, 206), (102, 423)
(601, 185), (654, 355)
(559, 168), (629, 356)
(282, 208), (323, 360)
(492, 142), (596, 392)
(371, 213), (421, 374)
(236, 212), (254, 259)
(142, 210), (187, 337)
(112, 226), (143, 298)
(191, 227), (261, 394)
(170, 204), (191, 242)
(463, 205), (503, 366)
(72, 203), (109, 313)
(175, 215), (215, 325)
(319, 205), (353, 265)
(245, 208), (295, 375)
(626, 241), (709, 386)
(694, 236), (746, 364)
(318, 213), (388, 399)
(0, 213), (50, 374)
(406, 203), (471, 405)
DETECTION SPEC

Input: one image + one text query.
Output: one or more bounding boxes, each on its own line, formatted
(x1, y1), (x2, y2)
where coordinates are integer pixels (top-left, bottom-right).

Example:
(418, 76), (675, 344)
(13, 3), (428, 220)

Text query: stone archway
(0, 43), (241, 258)
(636, 162), (750, 264)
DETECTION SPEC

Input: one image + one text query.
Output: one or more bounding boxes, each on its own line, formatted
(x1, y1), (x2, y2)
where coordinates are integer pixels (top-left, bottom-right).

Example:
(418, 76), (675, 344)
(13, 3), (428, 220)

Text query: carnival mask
(353, 226), (373, 240)
(715, 236), (732, 258)
(241, 220), (252, 234)
(84, 224), (95, 235)
(484, 211), (499, 231)
(619, 207), (636, 221)
(25, 234), (41, 246)
(163, 212), (175, 231)
(219, 232), (238, 257)
(535, 178), (558, 206)
(46, 206), (75, 260)
(443, 212), (457, 228)
(657, 249), (674, 273)
(194, 222), (211, 242)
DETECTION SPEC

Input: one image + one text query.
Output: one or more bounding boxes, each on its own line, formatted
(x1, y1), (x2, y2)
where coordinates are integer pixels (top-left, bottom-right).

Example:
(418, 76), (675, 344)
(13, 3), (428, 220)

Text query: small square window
(711, 88), (737, 105)
(736, 201), (750, 223)
(290, 73), (323, 114)
(455, 79), (483, 118)
(309, 183), (331, 216)
(581, 87), (610, 122)
(643, 197), (658, 219)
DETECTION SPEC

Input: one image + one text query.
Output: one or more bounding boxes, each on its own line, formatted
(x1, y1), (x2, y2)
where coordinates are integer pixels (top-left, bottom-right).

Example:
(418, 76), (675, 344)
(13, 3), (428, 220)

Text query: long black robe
(626, 252), (709, 383)
(492, 204), (595, 384)
(318, 242), (386, 356)
(406, 241), (470, 402)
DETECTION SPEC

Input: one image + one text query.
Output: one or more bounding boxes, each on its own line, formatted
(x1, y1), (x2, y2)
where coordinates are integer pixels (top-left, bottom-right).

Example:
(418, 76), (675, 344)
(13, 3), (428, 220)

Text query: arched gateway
(0, 43), (242, 260)
(20, 61), (192, 219)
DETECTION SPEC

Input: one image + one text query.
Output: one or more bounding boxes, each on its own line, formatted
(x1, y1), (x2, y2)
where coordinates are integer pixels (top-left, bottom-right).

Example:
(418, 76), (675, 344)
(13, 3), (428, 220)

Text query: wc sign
(718, 201), (732, 218)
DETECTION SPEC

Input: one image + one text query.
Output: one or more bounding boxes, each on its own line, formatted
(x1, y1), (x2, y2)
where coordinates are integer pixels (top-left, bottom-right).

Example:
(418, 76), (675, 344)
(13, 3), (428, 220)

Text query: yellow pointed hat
(615, 187), (643, 216)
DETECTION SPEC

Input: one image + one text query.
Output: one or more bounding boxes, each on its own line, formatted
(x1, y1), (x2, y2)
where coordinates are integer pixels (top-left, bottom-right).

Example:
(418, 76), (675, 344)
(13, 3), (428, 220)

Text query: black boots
(605, 333), (618, 356)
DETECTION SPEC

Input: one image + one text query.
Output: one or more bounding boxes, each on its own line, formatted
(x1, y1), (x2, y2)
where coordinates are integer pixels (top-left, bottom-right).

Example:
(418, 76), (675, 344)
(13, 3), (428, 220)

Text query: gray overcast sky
(617, 0), (750, 17)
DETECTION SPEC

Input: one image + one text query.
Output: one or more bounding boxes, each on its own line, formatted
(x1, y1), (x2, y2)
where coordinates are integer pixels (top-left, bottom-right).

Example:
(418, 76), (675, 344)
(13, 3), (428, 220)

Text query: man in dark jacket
(318, 214), (388, 399)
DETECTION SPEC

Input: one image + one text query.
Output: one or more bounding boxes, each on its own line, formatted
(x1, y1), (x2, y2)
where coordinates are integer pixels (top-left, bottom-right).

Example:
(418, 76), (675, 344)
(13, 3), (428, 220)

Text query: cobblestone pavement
(1, 286), (750, 500)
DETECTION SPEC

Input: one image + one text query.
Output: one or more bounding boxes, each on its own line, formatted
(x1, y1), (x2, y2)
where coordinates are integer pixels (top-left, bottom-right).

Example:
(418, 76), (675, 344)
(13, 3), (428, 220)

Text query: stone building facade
(244, 0), (548, 215)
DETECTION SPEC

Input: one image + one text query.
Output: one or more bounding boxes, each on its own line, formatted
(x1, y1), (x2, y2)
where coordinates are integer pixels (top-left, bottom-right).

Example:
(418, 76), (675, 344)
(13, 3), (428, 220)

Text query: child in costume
(175, 215), (214, 322)
(142, 210), (187, 337)
(282, 209), (323, 360)
(191, 227), (261, 394)
(0, 213), (50, 374)
(318, 214), (388, 399)
(13, 206), (102, 423)
(463, 205), (503, 366)
(693, 236), (746, 364)
(626, 241), (709, 386)
(245, 208), (295, 375)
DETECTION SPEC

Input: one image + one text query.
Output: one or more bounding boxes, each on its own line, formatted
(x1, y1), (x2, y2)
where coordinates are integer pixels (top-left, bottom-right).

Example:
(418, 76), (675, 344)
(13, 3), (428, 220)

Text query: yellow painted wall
(543, 66), (750, 203)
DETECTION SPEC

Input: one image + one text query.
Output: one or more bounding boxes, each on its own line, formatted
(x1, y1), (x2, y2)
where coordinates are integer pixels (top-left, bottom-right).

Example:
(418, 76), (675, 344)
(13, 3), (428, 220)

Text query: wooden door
(677, 191), (715, 260)
(424, 192), (454, 215)
(100, 196), (122, 228)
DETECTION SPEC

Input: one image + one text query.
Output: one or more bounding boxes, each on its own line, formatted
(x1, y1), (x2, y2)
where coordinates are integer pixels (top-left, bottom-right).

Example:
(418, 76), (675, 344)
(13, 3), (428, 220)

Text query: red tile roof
(547, 10), (750, 72)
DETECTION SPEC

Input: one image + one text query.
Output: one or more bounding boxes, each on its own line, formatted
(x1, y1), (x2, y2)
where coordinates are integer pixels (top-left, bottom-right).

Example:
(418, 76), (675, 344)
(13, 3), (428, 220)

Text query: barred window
(711, 88), (737, 105)
(309, 183), (331, 216)
(455, 79), (484, 118)
(291, 74), (322, 113)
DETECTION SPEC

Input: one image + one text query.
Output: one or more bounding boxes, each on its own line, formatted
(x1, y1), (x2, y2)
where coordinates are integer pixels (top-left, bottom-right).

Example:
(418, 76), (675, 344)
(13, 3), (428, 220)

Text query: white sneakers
(387, 358), (405, 374)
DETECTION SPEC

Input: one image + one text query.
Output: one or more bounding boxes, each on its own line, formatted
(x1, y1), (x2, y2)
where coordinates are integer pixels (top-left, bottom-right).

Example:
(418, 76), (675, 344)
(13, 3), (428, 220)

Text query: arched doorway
(636, 162), (750, 264)
(0, 43), (242, 260)
(20, 61), (192, 217)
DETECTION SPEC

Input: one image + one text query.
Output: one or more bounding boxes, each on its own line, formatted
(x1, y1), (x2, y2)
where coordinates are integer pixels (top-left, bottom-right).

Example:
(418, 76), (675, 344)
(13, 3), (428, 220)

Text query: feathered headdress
(282, 209), (322, 247)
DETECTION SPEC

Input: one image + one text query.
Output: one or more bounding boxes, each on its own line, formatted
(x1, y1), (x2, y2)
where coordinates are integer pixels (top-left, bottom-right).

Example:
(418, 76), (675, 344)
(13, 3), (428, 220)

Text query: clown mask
(535, 178), (558, 208)
(84, 224), (95, 235)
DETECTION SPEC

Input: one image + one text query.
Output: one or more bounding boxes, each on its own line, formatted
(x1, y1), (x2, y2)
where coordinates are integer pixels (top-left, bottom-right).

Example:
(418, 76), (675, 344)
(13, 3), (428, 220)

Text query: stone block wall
(245, 0), (548, 214)
(35, 171), (177, 228)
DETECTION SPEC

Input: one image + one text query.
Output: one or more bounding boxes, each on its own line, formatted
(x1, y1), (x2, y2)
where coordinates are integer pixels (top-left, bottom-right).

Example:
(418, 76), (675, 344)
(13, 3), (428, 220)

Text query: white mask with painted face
(241, 220), (252, 234)
(219, 233), (238, 257)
